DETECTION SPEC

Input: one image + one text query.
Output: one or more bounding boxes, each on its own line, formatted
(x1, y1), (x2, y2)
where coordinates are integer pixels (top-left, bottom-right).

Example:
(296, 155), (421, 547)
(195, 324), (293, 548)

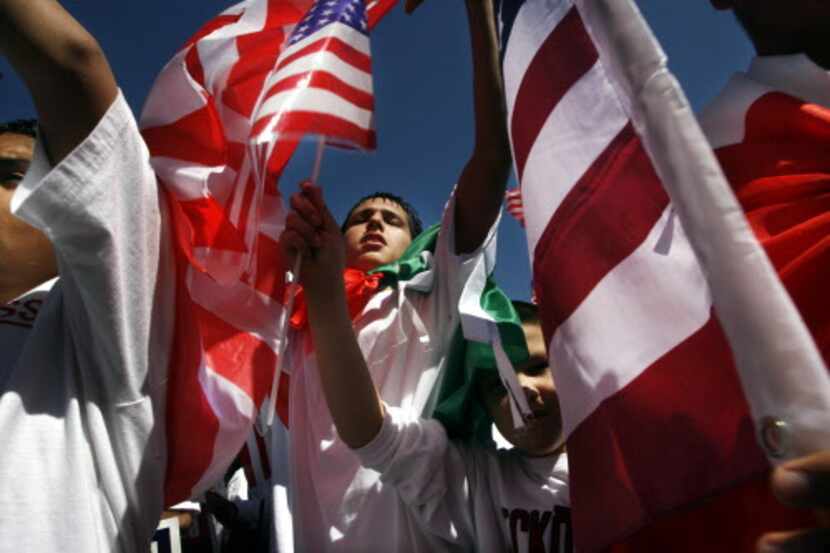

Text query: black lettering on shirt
(0, 297), (43, 328)
(503, 505), (573, 553)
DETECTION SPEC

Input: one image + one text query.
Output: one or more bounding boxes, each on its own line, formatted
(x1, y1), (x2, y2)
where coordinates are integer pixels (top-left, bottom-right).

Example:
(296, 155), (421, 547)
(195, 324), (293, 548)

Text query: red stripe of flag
(263, 70), (374, 111)
(276, 36), (371, 74)
(142, 107), (228, 167)
(253, 111), (377, 149)
(164, 274), (220, 506)
(243, 233), (286, 301)
(265, 138), (301, 180)
(201, 305), (278, 408)
(233, 172), (259, 251)
(184, 13), (243, 49)
(185, 42), (209, 90)
(224, 26), (289, 117)
(532, 124), (667, 339)
(367, 0), (397, 30)
(276, 371), (290, 427)
(177, 196), (249, 252)
(511, 7), (598, 180)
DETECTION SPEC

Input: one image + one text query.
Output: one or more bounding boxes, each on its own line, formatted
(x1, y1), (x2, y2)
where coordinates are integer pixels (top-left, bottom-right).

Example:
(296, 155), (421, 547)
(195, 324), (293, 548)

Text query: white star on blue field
(289, 0), (368, 46)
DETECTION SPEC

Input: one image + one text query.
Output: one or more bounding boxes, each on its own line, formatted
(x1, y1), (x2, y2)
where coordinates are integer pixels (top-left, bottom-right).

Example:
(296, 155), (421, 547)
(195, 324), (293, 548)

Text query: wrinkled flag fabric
(498, 0), (830, 550)
(140, 0), (396, 505)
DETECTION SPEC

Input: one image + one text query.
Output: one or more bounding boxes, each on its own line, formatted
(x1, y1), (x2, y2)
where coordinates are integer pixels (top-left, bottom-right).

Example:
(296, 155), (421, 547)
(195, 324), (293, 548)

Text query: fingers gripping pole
(266, 136), (327, 427)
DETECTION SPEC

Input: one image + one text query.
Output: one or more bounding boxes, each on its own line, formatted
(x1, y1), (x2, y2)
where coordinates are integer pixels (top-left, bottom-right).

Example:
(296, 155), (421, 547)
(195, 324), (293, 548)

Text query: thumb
(772, 451), (830, 509)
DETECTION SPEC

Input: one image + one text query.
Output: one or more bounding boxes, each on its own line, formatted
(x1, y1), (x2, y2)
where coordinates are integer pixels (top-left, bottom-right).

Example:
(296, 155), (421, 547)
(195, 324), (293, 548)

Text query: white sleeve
(11, 91), (174, 405)
(354, 405), (476, 547)
(409, 189), (500, 416)
(428, 188), (499, 313)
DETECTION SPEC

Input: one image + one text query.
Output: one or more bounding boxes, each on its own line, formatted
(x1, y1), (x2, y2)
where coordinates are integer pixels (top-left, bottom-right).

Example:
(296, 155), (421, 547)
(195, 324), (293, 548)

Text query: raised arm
(453, 0), (511, 254)
(282, 182), (385, 449)
(0, 0), (117, 163)
(407, 0), (511, 253)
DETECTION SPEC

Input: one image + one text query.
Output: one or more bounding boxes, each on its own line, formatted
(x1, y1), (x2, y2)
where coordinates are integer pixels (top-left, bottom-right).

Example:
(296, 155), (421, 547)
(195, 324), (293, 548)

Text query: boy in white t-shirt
(1, 2), (173, 551)
(267, 1), (513, 551)
(280, 181), (572, 552)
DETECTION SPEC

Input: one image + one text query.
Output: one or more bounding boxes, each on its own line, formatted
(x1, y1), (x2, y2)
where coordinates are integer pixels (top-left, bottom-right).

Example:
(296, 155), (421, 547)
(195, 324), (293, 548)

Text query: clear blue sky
(0, 1), (754, 300)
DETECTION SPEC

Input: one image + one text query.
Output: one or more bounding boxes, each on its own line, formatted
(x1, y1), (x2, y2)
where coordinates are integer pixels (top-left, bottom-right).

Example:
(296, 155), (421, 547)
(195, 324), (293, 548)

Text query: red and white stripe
(503, 0), (830, 550)
(139, 0), (396, 505)
(504, 187), (525, 226)
(250, 10), (377, 174)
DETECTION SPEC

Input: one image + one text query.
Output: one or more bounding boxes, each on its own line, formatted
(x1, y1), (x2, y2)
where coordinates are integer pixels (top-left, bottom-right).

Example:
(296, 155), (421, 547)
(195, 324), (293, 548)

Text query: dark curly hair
(340, 192), (424, 239)
(0, 119), (37, 138)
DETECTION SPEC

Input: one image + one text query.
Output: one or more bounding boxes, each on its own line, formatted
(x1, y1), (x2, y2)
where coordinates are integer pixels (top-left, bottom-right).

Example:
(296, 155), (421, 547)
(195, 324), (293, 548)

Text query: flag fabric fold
(140, 0), (395, 505)
(498, 0), (830, 549)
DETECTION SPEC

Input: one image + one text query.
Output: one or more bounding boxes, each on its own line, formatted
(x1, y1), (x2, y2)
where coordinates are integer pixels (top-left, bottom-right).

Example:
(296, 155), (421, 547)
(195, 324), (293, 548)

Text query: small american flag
(140, 0), (396, 506)
(251, 0), (378, 168)
(504, 186), (524, 226)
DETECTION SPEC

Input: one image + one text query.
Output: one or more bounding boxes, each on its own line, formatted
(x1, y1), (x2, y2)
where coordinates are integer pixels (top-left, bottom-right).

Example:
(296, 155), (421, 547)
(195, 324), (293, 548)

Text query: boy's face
(477, 321), (562, 457)
(343, 197), (413, 272)
(0, 132), (56, 295)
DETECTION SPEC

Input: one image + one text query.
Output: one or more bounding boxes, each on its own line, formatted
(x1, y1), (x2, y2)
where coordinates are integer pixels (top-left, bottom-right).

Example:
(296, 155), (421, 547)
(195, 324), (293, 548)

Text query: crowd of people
(1, 0), (829, 551)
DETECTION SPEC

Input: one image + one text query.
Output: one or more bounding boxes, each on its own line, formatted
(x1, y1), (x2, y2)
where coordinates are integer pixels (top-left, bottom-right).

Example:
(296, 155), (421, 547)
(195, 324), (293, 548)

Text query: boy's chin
(348, 252), (388, 272)
(508, 427), (562, 457)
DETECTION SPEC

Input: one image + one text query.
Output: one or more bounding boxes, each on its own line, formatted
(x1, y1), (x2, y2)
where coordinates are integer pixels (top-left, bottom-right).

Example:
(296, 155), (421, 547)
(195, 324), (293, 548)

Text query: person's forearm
(454, 0), (512, 253)
(305, 284), (385, 449)
(466, 0), (510, 159)
(0, 0), (117, 163)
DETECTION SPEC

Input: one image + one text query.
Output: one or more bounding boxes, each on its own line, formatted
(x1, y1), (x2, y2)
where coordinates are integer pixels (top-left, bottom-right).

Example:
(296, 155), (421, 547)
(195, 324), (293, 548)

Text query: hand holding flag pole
(244, 0), (381, 427)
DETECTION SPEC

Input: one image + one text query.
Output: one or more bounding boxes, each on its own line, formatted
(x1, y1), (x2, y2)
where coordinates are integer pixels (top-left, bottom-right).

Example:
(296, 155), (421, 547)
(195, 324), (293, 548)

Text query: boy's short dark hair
(340, 191), (424, 239)
(0, 119), (37, 138)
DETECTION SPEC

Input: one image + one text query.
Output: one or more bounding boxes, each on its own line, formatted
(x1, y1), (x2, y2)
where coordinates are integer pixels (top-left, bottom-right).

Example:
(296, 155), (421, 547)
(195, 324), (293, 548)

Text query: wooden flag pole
(266, 136), (327, 427)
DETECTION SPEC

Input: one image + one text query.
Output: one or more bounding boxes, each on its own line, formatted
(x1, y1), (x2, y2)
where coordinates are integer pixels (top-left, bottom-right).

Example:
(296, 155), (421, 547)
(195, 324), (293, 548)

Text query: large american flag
(499, 0), (830, 550)
(140, 0), (396, 505)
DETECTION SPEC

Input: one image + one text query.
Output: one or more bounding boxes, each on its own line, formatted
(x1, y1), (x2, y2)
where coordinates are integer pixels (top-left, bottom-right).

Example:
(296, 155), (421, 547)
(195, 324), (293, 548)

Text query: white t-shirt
(0, 92), (174, 552)
(356, 407), (572, 553)
(269, 194), (499, 552)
